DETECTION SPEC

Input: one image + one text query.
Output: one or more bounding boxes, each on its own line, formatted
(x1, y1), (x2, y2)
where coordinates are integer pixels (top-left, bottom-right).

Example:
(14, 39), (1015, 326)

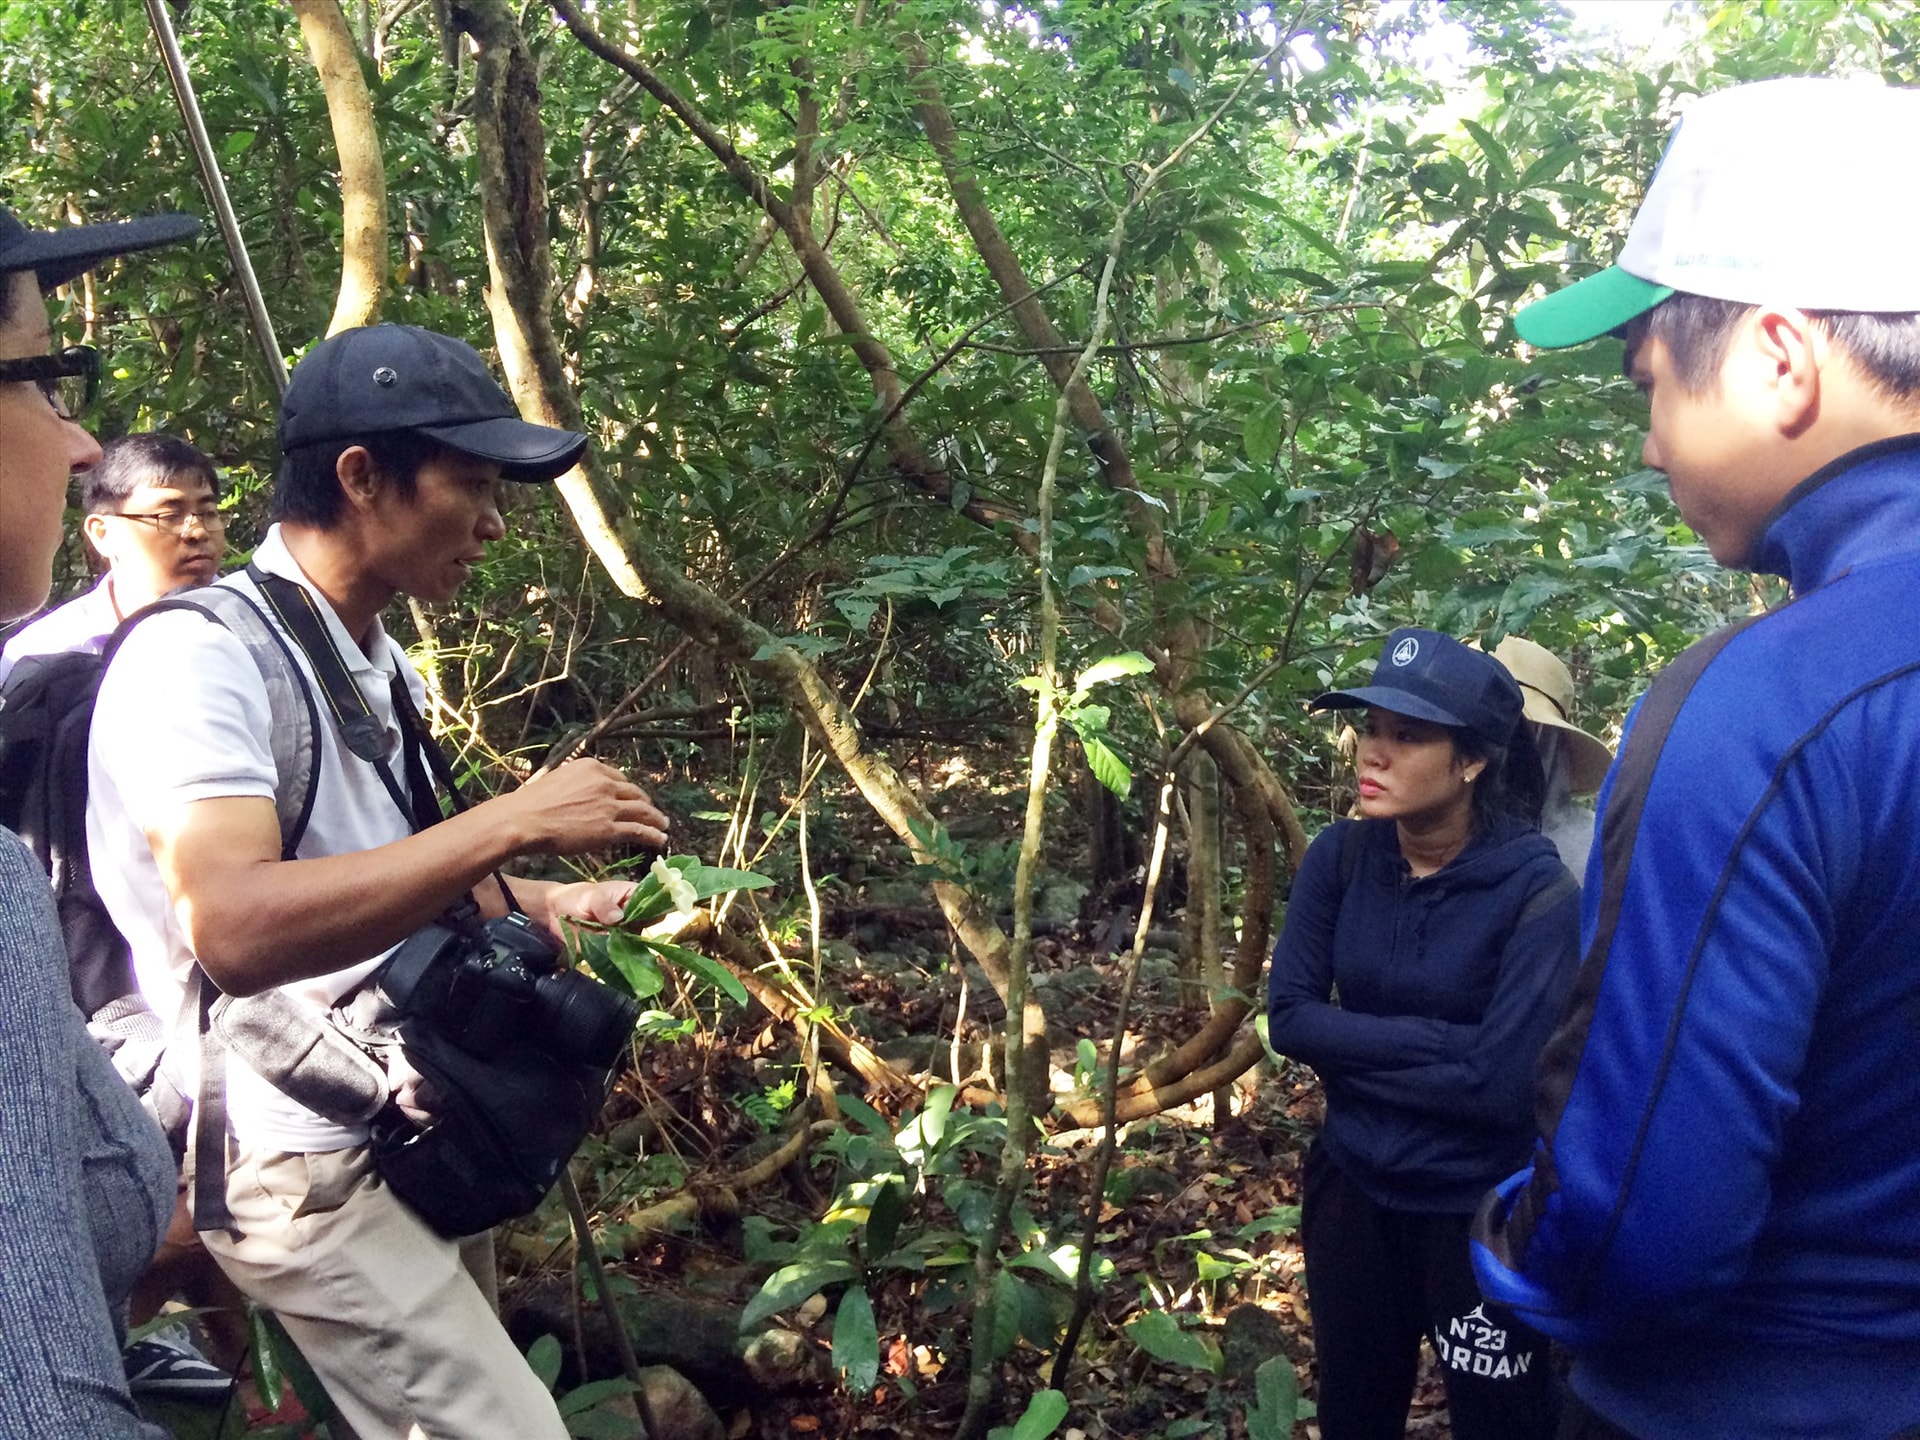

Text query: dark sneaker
(123, 1325), (234, 1403)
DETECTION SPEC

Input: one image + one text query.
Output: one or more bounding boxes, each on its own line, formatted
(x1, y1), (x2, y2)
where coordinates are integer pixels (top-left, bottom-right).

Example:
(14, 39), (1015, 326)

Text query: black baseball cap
(0, 206), (201, 291)
(278, 324), (588, 483)
(1312, 627), (1523, 750)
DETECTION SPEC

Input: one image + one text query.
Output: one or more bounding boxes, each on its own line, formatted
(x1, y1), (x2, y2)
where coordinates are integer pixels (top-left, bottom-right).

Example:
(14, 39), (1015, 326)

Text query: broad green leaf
(557, 1378), (636, 1415)
(832, 1285), (880, 1393)
(525, 1333), (563, 1391)
(740, 1259), (859, 1329)
(640, 937), (751, 1006)
(1244, 402), (1285, 468)
(567, 1410), (642, 1440)
(1125, 1311), (1221, 1374)
(989, 1271), (1027, 1359)
(987, 1388), (1070, 1440)
(605, 931), (666, 999)
(1246, 1355), (1301, 1440)
(1074, 652), (1154, 694)
(1080, 735), (1133, 798)
(866, 1177), (908, 1260)
(837, 1093), (890, 1139)
(898, 1084), (957, 1162)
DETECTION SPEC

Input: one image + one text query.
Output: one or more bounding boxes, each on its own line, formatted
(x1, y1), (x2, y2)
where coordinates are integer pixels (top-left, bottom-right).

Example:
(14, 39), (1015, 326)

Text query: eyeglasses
(111, 506), (227, 535)
(0, 346), (100, 420)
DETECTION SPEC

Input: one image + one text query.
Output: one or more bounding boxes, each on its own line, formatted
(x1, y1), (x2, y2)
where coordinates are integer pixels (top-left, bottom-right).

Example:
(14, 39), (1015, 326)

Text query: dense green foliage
(10, 2), (1918, 1434)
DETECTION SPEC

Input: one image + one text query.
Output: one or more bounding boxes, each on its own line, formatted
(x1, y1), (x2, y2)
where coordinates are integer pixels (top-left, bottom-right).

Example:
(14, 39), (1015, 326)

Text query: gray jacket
(0, 828), (172, 1439)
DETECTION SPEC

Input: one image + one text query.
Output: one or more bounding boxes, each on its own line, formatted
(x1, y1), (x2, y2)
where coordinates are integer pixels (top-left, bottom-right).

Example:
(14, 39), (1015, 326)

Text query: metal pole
(144, 0), (290, 396)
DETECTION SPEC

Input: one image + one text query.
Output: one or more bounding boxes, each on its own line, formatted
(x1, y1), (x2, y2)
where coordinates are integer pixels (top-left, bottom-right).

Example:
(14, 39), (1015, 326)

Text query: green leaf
(987, 1388), (1070, 1440)
(568, 1410), (643, 1440)
(1244, 402), (1285, 468)
(833, 1285), (881, 1393)
(989, 1271), (1027, 1359)
(866, 1177), (908, 1260)
(1246, 1355), (1301, 1440)
(1237, 1206), (1302, 1240)
(898, 1085), (957, 1163)
(1073, 651), (1154, 693)
(638, 937), (751, 1006)
(249, 1306), (285, 1411)
(1273, 212), (1346, 262)
(740, 1259), (859, 1329)
(837, 1093), (890, 1138)
(605, 931), (666, 998)
(525, 1333), (563, 1391)
(557, 1378), (637, 1415)
(1079, 735), (1133, 798)
(1066, 564), (1133, 589)
(1461, 117), (1514, 187)
(1125, 1311), (1221, 1374)
(251, 1308), (334, 1422)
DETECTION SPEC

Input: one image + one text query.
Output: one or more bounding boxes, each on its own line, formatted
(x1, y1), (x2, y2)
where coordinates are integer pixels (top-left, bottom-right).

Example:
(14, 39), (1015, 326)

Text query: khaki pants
(194, 1141), (566, 1440)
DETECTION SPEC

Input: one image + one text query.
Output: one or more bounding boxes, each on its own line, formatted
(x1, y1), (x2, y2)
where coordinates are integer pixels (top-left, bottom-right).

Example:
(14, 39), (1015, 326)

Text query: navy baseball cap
(0, 206), (200, 291)
(1312, 628), (1523, 749)
(278, 324), (588, 483)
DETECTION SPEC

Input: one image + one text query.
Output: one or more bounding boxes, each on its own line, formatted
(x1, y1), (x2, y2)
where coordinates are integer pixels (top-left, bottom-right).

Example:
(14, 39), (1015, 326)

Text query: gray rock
(1221, 1303), (1292, 1384)
(636, 1365), (724, 1440)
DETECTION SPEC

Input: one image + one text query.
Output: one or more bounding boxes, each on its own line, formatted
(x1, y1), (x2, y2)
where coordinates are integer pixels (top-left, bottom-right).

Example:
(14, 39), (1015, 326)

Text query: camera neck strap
(247, 566), (520, 918)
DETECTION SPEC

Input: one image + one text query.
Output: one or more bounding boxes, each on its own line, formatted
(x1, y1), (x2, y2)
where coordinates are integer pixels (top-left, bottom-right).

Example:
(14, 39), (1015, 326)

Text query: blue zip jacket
(1472, 436), (1920, 1439)
(1268, 812), (1579, 1214)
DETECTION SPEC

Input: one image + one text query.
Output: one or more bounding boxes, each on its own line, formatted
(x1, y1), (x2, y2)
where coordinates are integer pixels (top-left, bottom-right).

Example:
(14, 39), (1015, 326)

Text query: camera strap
(248, 565), (521, 916)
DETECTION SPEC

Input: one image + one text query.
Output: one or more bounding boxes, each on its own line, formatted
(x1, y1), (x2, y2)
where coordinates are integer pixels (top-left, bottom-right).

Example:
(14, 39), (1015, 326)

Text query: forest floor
(533, 916), (1459, 1440)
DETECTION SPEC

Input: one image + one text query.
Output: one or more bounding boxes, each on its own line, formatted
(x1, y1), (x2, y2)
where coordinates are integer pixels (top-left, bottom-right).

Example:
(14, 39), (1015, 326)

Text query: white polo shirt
(0, 574), (120, 684)
(87, 525), (430, 1153)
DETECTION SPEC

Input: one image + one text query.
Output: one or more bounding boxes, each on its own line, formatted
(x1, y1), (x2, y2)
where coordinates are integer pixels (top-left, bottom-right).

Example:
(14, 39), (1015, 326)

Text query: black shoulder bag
(249, 570), (636, 1238)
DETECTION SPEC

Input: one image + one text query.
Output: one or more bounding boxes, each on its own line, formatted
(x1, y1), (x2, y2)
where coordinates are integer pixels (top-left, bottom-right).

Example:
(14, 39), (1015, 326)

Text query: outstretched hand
(493, 757), (671, 857)
(546, 879), (639, 932)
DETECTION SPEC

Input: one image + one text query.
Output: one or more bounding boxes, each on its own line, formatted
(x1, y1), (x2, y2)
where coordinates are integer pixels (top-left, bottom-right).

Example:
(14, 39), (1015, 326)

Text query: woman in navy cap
(1268, 627), (1580, 1440)
(0, 203), (197, 1438)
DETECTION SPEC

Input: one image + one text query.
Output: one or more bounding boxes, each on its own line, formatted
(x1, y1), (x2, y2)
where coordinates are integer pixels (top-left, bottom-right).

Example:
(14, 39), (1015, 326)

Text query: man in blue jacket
(1470, 77), (1920, 1440)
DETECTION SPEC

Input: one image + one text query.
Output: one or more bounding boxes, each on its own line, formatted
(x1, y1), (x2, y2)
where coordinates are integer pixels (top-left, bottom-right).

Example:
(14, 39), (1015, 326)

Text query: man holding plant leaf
(86, 324), (673, 1439)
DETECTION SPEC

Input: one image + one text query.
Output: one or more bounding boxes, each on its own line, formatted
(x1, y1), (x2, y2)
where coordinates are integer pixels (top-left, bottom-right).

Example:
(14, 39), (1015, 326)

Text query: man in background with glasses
(0, 433), (227, 684)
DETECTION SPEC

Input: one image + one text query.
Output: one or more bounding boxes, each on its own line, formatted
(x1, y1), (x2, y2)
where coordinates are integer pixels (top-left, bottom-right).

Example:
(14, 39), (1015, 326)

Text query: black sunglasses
(0, 345), (101, 419)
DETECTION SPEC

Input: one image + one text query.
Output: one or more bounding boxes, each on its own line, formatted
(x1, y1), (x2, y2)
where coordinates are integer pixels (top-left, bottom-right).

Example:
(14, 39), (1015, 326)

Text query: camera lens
(535, 971), (639, 1069)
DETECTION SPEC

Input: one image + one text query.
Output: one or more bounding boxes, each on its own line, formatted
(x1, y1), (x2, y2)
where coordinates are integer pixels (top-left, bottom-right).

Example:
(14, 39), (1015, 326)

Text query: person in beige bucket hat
(1491, 638), (1613, 795)
(1490, 637), (1613, 881)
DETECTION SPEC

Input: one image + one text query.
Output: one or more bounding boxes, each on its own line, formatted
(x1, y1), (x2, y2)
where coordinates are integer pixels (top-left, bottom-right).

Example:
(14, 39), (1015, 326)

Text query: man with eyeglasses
(0, 202), (198, 1438)
(0, 433), (228, 684)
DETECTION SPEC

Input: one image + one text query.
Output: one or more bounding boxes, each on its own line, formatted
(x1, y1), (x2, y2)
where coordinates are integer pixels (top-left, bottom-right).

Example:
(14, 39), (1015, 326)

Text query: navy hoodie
(1268, 812), (1579, 1214)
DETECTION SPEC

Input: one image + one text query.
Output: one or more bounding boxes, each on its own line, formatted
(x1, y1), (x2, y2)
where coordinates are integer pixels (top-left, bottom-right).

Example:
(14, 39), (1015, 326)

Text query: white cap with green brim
(1517, 76), (1920, 350)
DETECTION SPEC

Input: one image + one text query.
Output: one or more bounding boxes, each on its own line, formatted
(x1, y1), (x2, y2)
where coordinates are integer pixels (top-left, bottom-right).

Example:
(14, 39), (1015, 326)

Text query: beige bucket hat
(1491, 637), (1614, 795)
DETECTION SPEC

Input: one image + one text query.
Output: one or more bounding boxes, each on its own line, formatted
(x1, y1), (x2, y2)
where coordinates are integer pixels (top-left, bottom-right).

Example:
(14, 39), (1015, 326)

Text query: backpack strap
(101, 584), (335, 1233)
(110, 585), (322, 862)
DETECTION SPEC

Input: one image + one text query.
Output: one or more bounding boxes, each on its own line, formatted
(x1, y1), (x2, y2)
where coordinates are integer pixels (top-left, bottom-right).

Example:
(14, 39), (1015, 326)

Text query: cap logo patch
(373, 366), (397, 387)
(1391, 637), (1420, 667)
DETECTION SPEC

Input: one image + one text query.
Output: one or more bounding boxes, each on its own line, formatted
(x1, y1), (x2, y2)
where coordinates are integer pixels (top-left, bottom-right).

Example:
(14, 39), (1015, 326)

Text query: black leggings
(1301, 1141), (1559, 1440)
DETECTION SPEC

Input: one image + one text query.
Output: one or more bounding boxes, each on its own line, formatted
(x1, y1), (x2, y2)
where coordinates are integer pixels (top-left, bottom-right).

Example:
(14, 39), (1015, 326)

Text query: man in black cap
(0, 203), (197, 1439)
(86, 324), (671, 1438)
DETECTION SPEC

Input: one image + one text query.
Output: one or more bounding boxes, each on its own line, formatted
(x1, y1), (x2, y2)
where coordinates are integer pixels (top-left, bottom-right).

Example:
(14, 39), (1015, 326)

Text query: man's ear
(335, 445), (381, 511)
(1750, 307), (1823, 439)
(81, 512), (112, 554)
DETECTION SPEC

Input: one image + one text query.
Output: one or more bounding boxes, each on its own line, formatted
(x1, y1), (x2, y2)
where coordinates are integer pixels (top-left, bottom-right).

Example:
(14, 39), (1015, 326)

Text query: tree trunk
(292, 0), (387, 334)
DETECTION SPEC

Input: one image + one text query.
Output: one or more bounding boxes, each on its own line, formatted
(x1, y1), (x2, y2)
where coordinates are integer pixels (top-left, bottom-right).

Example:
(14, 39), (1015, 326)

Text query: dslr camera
(373, 911), (638, 1070)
